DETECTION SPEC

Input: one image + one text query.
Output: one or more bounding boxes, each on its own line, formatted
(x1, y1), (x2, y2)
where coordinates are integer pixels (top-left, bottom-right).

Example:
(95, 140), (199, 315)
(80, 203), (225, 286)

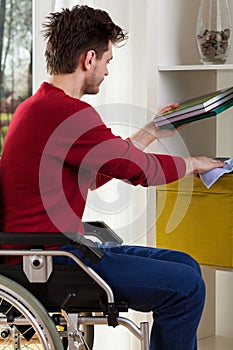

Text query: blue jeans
(54, 244), (205, 350)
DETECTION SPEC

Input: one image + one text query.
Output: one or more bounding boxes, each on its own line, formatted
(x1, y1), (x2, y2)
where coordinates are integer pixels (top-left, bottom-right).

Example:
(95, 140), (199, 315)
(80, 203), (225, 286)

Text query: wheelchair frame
(0, 223), (150, 350)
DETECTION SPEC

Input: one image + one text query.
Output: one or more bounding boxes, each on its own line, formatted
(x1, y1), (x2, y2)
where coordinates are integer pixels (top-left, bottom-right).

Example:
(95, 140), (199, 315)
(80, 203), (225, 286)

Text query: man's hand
(184, 156), (225, 176)
(146, 103), (179, 139)
(131, 103), (179, 150)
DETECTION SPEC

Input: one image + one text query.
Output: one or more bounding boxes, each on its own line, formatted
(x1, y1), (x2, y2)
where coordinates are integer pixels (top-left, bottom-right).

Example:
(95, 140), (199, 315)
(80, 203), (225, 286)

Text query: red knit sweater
(1, 82), (186, 262)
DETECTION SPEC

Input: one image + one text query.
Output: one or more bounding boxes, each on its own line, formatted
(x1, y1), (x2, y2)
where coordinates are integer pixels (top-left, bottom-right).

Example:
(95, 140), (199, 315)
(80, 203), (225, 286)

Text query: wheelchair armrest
(63, 232), (104, 263)
(83, 221), (123, 244)
(0, 231), (70, 245)
(0, 231), (104, 264)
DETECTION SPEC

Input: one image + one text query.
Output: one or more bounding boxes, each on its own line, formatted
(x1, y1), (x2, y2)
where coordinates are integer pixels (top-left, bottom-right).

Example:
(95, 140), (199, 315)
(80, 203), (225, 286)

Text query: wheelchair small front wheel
(0, 274), (63, 350)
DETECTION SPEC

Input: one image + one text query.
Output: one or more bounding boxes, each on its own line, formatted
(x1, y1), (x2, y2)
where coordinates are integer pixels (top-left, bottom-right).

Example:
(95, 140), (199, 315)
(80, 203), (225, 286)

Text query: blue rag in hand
(200, 158), (233, 189)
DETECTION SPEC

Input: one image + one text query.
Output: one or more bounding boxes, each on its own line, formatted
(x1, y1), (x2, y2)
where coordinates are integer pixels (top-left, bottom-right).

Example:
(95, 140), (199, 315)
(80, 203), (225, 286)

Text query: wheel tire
(0, 274), (63, 350)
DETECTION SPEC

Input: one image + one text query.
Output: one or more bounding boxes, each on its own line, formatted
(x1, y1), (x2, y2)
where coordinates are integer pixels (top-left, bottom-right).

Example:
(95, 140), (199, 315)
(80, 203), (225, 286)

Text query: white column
(32, 0), (54, 92)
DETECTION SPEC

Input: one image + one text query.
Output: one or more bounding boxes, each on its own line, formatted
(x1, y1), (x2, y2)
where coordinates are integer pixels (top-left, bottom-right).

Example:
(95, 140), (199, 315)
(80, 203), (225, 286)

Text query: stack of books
(153, 86), (233, 128)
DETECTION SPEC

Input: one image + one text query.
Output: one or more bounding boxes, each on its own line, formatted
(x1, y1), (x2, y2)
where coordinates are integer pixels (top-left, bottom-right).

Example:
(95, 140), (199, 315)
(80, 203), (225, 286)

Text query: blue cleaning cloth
(200, 158), (233, 189)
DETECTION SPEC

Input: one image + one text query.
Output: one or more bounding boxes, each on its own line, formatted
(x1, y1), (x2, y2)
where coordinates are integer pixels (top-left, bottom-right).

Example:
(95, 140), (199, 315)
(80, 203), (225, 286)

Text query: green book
(154, 86), (233, 128)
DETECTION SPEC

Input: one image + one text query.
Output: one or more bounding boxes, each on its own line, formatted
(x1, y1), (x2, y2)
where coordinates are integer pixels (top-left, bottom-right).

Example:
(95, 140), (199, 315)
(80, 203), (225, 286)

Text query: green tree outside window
(0, 0), (32, 153)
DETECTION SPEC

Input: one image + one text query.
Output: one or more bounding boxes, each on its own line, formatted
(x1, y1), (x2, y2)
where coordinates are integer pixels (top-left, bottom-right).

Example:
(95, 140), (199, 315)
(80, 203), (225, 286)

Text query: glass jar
(196, 0), (232, 64)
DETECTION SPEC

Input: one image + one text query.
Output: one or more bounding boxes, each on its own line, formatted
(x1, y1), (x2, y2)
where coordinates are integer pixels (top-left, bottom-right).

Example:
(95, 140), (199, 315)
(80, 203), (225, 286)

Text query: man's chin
(87, 88), (100, 95)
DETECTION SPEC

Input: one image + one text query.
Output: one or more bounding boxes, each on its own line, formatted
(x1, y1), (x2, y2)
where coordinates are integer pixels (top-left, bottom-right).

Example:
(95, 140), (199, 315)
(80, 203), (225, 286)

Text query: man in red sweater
(1, 5), (224, 350)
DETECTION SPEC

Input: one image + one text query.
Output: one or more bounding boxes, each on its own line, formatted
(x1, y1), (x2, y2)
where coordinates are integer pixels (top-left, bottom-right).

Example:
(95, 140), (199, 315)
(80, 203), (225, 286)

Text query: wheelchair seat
(0, 222), (149, 350)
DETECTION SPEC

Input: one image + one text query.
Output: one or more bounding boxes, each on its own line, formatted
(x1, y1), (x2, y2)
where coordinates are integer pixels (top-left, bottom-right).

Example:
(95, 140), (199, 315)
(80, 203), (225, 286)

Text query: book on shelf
(153, 86), (233, 128)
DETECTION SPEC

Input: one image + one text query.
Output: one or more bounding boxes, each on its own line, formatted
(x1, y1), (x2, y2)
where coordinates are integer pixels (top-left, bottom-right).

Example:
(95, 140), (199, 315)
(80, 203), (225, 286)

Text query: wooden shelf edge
(198, 335), (233, 349)
(200, 265), (233, 272)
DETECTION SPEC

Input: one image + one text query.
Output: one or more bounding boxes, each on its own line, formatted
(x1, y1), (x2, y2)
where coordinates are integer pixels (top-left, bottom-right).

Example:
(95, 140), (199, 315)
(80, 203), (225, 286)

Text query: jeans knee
(190, 273), (206, 314)
(182, 252), (202, 275)
(198, 274), (205, 299)
(163, 249), (202, 276)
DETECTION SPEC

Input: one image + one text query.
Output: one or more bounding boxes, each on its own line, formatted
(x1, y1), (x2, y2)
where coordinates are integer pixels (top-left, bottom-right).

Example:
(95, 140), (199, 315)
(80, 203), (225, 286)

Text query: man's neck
(49, 72), (84, 99)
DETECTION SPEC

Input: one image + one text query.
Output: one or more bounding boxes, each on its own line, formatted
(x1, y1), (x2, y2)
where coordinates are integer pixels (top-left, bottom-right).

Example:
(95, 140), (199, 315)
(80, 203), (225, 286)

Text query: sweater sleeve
(88, 143), (186, 188)
(52, 106), (186, 187)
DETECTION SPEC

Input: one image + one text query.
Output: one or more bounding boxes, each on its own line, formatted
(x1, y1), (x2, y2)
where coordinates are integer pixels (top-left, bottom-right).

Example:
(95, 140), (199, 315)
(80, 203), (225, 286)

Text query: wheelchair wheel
(0, 274), (63, 350)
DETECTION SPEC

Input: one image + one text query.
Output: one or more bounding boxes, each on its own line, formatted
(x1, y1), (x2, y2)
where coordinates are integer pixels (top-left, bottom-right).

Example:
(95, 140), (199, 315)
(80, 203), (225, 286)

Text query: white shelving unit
(155, 0), (233, 158)
(197, 266), (233, 349)
(156, 63), (233, 156)
(154, 1), (233, 349)
(158, 64), (233, 71)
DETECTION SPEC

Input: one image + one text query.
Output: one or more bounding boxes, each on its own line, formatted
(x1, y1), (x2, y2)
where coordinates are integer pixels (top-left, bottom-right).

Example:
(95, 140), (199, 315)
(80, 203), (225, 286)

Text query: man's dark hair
(42, 5), (127, 75)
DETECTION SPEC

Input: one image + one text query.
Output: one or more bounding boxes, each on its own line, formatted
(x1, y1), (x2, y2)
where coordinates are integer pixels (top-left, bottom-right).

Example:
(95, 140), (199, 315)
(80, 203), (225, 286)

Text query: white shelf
(158, 64), (233, 72)
(198, 336), (233, 350)
(155, 2), (233, 348)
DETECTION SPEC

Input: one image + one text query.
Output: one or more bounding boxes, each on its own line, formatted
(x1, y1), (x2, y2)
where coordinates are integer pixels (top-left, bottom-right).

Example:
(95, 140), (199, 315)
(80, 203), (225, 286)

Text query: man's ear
(84, 50), (96, 71)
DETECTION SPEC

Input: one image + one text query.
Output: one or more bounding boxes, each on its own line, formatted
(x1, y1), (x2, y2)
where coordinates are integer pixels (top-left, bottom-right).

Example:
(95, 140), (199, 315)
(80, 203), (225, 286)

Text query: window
(0, 0), (32, 152)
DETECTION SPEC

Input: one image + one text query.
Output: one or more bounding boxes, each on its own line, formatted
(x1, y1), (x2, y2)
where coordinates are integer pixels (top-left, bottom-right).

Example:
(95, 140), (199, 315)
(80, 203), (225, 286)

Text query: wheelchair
(0, 221), (150, 350)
